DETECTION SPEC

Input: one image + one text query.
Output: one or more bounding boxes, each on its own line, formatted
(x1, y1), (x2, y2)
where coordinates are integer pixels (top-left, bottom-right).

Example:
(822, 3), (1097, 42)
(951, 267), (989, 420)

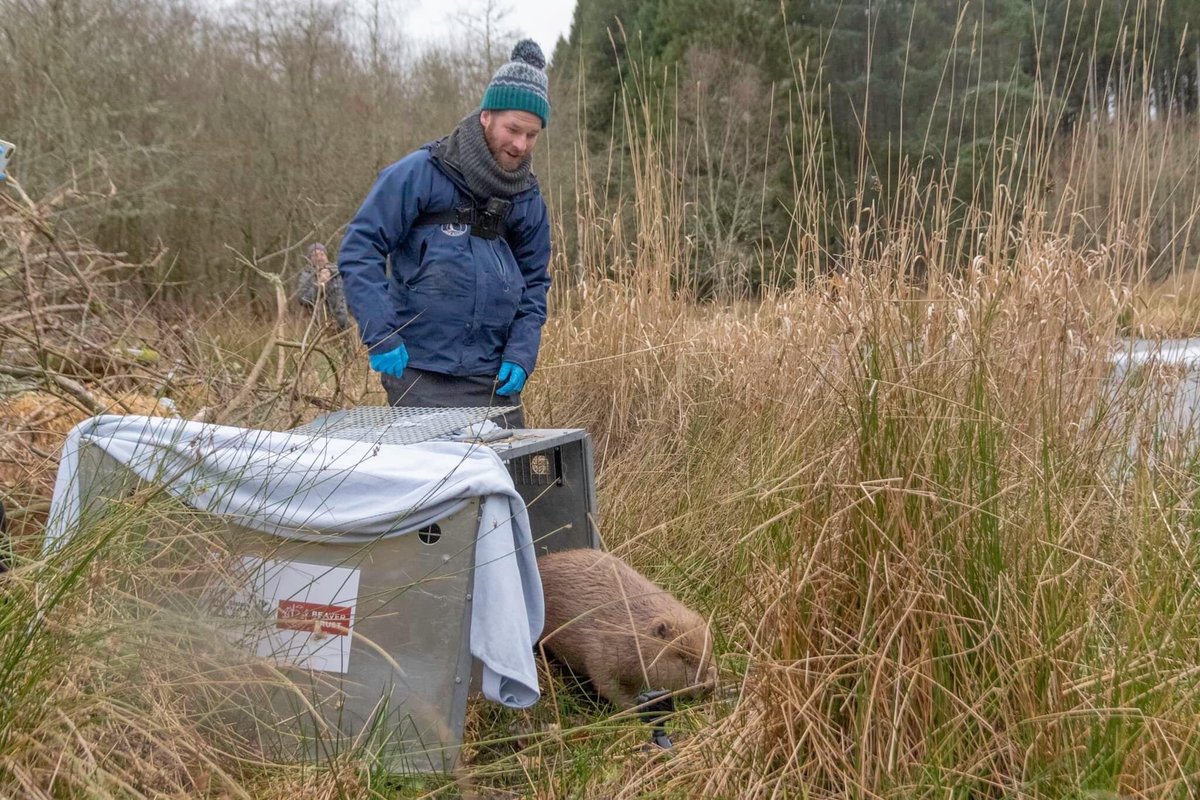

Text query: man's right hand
(369, 344), (409, 378)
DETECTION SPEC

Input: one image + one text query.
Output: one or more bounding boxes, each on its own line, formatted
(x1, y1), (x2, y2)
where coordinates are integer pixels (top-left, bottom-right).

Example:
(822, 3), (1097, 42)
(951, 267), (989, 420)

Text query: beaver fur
(537, 549), (717, 708)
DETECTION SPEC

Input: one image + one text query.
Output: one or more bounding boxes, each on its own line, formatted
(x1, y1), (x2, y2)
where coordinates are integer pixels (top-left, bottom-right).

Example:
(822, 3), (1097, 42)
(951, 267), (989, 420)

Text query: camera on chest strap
(472, 197), (512, 240)
(415, 198), (513, 240)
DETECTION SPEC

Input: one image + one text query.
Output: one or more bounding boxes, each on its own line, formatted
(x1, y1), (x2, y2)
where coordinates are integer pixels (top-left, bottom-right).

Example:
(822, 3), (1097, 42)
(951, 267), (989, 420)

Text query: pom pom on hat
(480, 39), (551, 127)
(511, 39), (546, 70)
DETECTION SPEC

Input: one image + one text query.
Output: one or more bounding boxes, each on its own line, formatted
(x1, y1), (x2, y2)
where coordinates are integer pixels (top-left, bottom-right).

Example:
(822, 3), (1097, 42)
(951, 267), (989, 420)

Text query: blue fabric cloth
(337, 146), (551, 378)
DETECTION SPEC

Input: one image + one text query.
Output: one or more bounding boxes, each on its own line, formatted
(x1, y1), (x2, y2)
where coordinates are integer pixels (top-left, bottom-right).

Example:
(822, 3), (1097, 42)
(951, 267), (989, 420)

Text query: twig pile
(0, 176), (179, 533)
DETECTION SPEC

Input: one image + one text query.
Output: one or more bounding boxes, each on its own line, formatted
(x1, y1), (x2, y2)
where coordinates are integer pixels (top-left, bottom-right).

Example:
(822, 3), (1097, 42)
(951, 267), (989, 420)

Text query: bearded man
(338, 40), (552, 429)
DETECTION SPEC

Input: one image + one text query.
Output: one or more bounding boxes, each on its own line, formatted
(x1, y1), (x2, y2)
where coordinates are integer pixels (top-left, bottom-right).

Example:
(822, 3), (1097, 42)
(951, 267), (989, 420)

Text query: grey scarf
(435, 113), (534, 201)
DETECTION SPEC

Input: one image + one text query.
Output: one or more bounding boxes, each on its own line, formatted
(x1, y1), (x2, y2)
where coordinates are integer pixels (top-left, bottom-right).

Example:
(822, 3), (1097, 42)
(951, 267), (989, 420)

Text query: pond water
(1114, 338), (1200, 367)
(1110, 338), (1200, 456)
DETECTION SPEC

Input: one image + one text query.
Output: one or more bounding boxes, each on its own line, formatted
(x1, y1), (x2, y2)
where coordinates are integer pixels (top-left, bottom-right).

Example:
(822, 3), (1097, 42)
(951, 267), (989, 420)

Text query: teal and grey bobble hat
(480, 39), (550, 127)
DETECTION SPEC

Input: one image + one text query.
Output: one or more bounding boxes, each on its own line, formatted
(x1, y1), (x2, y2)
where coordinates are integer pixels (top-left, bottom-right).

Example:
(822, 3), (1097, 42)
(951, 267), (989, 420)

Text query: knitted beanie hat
(480, 39), (550, 127)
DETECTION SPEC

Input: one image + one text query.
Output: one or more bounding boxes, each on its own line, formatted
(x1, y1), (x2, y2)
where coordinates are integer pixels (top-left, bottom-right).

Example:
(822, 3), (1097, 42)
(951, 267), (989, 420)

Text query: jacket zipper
(491, 240), (507, 286)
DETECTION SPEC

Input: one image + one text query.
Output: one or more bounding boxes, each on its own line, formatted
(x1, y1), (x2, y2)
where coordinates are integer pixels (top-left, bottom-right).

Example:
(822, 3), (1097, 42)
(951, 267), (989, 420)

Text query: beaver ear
(651, 617), (676, 641)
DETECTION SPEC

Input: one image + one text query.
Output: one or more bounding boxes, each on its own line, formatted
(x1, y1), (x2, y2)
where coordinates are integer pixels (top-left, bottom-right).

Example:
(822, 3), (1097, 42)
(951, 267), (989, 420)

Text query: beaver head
(640, 608), (718, 697)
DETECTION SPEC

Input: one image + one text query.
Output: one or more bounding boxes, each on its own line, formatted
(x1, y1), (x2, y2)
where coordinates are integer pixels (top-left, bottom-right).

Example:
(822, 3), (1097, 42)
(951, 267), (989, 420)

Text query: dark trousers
(381, 367), (525, 429)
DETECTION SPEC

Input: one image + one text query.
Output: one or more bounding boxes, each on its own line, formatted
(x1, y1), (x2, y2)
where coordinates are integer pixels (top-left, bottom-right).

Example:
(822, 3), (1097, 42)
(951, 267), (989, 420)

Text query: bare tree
(455, 0), (515, 87)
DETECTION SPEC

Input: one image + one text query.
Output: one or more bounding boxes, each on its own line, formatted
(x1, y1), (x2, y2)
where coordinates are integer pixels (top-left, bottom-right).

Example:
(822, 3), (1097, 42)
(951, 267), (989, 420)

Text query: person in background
(337, 40), (552, 429)
(295, 242), (349, 332)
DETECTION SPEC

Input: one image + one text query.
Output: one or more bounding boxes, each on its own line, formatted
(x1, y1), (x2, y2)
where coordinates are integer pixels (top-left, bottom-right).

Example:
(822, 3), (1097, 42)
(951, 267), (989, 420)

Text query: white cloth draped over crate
(44, 414), (544, 708)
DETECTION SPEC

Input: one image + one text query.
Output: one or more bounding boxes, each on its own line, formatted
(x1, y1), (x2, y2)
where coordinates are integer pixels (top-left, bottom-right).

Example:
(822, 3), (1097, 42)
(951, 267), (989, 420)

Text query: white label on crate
(229, 556), (361, 674)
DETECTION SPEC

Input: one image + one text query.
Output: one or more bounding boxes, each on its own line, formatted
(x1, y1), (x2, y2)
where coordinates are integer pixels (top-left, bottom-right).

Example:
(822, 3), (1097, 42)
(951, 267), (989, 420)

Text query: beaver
(536, 548), (717, 709)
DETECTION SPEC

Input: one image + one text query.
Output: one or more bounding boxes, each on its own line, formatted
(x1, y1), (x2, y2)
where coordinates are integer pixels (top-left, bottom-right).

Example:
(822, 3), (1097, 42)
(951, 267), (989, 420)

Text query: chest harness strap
(413, 197), (513, 240)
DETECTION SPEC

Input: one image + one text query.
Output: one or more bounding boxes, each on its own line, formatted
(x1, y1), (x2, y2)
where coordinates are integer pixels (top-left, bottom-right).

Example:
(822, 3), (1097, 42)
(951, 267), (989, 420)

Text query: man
(338, 40), (552, 429)
(295, 242), (349, 331)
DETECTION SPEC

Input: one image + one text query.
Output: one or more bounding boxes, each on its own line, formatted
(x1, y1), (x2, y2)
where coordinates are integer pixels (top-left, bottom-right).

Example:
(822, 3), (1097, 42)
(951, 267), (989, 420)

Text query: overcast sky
(402, 0), (576, 60)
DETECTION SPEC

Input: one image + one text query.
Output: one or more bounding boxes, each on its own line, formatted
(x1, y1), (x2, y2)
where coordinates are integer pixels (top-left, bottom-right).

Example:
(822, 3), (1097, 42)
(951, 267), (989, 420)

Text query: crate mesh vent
(509, 451), (558, 486)
(288, 405), (518, 446)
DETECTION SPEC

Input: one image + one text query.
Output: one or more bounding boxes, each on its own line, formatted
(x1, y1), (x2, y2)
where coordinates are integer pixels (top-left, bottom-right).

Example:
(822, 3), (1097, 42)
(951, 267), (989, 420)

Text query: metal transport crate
(66, 407), (599, 773)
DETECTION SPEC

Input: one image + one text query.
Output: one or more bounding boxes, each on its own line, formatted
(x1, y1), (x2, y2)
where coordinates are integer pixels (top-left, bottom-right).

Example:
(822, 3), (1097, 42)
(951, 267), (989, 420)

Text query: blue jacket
(338, 146), (552, 377)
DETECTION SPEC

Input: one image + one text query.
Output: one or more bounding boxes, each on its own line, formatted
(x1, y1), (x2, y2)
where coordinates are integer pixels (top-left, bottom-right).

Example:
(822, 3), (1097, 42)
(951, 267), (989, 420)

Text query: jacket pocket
(408, 227), (472, 298)
(404, 230), (434, 289)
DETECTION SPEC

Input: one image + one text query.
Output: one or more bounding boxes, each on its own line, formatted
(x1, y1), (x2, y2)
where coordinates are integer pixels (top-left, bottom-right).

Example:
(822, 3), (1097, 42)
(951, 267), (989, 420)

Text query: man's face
(480, 110), (542, 171)
(309, 249), (328, 269)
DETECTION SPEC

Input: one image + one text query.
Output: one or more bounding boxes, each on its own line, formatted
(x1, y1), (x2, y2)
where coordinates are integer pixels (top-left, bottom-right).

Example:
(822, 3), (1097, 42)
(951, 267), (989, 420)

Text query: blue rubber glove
(368, 344), (409, 378)
(495, 361), (527, 396)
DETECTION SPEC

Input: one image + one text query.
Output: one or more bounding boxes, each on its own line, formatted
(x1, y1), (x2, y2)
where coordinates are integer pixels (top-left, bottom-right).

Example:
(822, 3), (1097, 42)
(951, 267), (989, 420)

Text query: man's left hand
(496, 361), (527, 396)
